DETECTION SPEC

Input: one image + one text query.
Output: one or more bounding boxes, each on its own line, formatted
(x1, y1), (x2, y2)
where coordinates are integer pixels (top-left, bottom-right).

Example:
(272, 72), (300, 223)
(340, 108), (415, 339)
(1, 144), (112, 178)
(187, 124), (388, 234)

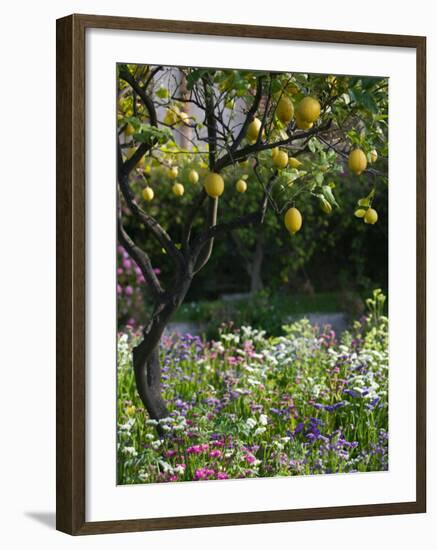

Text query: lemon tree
(117, 63), (388, 424)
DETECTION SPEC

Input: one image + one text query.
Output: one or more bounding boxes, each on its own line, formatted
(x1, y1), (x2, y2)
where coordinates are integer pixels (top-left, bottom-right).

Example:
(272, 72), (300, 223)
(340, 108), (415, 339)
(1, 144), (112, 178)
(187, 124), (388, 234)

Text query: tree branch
(230, 76), (264, 155)
(193, 197), (218, 274)
(202, 76), (217, 170)
(117, 165), (185, 268)
(181, 188), (208, 253)
(119, 66), (158, 126)
(117, 217), (164, 300)
(191, 175), (274, 264)
(215, 121), (332, 172)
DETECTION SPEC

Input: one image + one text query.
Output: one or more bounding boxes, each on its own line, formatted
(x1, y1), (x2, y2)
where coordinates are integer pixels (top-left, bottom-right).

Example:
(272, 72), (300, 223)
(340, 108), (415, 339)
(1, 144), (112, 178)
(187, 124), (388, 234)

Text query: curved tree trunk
(132, 275), (193, 429)
(133, 345), (169, 421)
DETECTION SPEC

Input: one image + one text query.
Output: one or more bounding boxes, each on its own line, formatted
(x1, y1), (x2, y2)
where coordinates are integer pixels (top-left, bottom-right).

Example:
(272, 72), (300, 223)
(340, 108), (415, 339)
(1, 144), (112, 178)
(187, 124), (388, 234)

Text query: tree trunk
(132, 276), (193, 429)
(250, 234), (264, 293)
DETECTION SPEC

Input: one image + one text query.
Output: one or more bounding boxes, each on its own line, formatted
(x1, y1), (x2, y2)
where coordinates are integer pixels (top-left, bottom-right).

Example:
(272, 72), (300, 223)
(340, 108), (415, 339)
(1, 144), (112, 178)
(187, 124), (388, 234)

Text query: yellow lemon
(168, 166), (179, 179)
(142, 186), (154, 202)
(284, 207), (303, 234)
(295, 111), (314, 130)
(273, 150), (289, 169)
(354, 209), (367, 218)
(124, 123), (135, 136)
(286, 83), (299, 95)
(179, 111), (190, 125)
(364, 208), (378, 224)
(271, 146), (279, 160)
(288, 157), (302, 169)
(246, 117), (262, 142)
(319, 198), (332, 214)
(297, 96), (321, 123)
(172, 182), (184, 196)
(348, 148), (367, 175)
(369, 149), (378, 163)
(276, 96), (294, 124)
(235, 179), (247, 193)
(163, 108), (178, 126)
(188, 169), (199, 184)
(204, 172), (224, 198)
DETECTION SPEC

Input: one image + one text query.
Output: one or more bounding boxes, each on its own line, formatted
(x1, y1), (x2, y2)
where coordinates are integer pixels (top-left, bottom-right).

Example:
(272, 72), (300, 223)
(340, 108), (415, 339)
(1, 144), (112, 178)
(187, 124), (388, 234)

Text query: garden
(116, 64), (389, 484)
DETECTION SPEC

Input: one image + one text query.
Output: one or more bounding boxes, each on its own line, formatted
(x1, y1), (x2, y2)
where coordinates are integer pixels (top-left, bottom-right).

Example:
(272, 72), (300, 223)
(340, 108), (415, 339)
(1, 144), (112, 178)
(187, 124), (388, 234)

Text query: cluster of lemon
(141, 168), (251, 203)
(141, 166), (200, 202)
(246, 95), (321, 146)
(348, 148), (379, 225)
(139, 91), (380, 236)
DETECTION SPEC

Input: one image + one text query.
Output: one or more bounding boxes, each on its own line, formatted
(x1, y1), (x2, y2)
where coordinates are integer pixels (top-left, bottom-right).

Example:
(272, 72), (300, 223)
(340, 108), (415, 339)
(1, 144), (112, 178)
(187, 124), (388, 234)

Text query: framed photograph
(56, 14), (426, 535)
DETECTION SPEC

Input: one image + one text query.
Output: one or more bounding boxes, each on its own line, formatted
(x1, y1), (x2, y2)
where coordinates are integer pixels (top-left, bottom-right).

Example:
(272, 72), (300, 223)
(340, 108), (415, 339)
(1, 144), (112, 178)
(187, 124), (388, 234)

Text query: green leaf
(322, 185), (339, 208)
(349, 89), (379, 114)
(134, 124), (173, 146)
(315, 172), (324, 185)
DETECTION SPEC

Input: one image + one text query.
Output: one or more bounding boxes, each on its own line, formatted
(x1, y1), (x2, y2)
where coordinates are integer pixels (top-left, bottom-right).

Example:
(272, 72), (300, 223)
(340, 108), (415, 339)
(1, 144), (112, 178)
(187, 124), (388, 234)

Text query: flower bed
(117, 312), (388, 484)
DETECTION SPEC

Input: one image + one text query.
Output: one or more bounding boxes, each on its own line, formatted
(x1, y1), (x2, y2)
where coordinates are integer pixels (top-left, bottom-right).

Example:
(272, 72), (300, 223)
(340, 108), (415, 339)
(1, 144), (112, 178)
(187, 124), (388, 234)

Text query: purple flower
(194, 467), (215, 480)
(244, 453), (256, 465)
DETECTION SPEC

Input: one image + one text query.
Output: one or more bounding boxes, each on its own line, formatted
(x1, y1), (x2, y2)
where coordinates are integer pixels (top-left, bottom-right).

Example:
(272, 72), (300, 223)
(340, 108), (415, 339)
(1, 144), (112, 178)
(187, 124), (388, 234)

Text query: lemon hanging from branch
(172, 182), (184, 196)
(246, 117), (262, 142)
(348, 148), (367, 176)
(295, 111), (314, 130)
(235, 179), (247, 193)
(296, 96), (321, 123)
(364, 208), (378, 224)
(188, 169), (199, 184)
(142, 186), (154, 202)
(273, 150), (289, 169)
(284, 207), (303, 234)
(276, 96), (294, 124)
(168, 166), (179, 179)
(204, 172), (224, 198)
(288, 157), (302, 169)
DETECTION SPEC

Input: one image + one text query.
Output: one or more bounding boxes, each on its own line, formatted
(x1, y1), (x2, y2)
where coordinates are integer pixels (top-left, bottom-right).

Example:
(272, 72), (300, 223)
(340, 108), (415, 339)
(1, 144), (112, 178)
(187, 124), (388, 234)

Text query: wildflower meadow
(117, 291), (388, 484)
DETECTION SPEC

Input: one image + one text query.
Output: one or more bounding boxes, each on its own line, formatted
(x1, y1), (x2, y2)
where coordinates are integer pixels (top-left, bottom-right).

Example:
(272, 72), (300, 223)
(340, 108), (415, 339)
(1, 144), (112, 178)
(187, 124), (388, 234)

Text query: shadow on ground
(25, 511), (56, 529)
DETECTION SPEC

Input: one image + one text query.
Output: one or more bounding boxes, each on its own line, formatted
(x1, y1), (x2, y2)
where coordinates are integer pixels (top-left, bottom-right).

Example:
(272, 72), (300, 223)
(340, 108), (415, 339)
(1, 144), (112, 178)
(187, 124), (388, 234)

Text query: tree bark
(131, 274), (193, 430)
(250, 232), (264, 293)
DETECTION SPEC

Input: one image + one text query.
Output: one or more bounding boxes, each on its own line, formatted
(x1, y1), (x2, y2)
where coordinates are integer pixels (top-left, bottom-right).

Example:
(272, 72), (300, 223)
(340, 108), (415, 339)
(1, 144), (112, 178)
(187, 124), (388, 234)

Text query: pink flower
(244, 453), (256, 465)
(194, 467), (215, 480)
(209, 449), (222, 458)
(124, 285), (133, 296)
(187, 445), (202, 454)
(216, 472), (229, 480)
(164, 449), (177, 458)
(123, 259), (132, 269)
